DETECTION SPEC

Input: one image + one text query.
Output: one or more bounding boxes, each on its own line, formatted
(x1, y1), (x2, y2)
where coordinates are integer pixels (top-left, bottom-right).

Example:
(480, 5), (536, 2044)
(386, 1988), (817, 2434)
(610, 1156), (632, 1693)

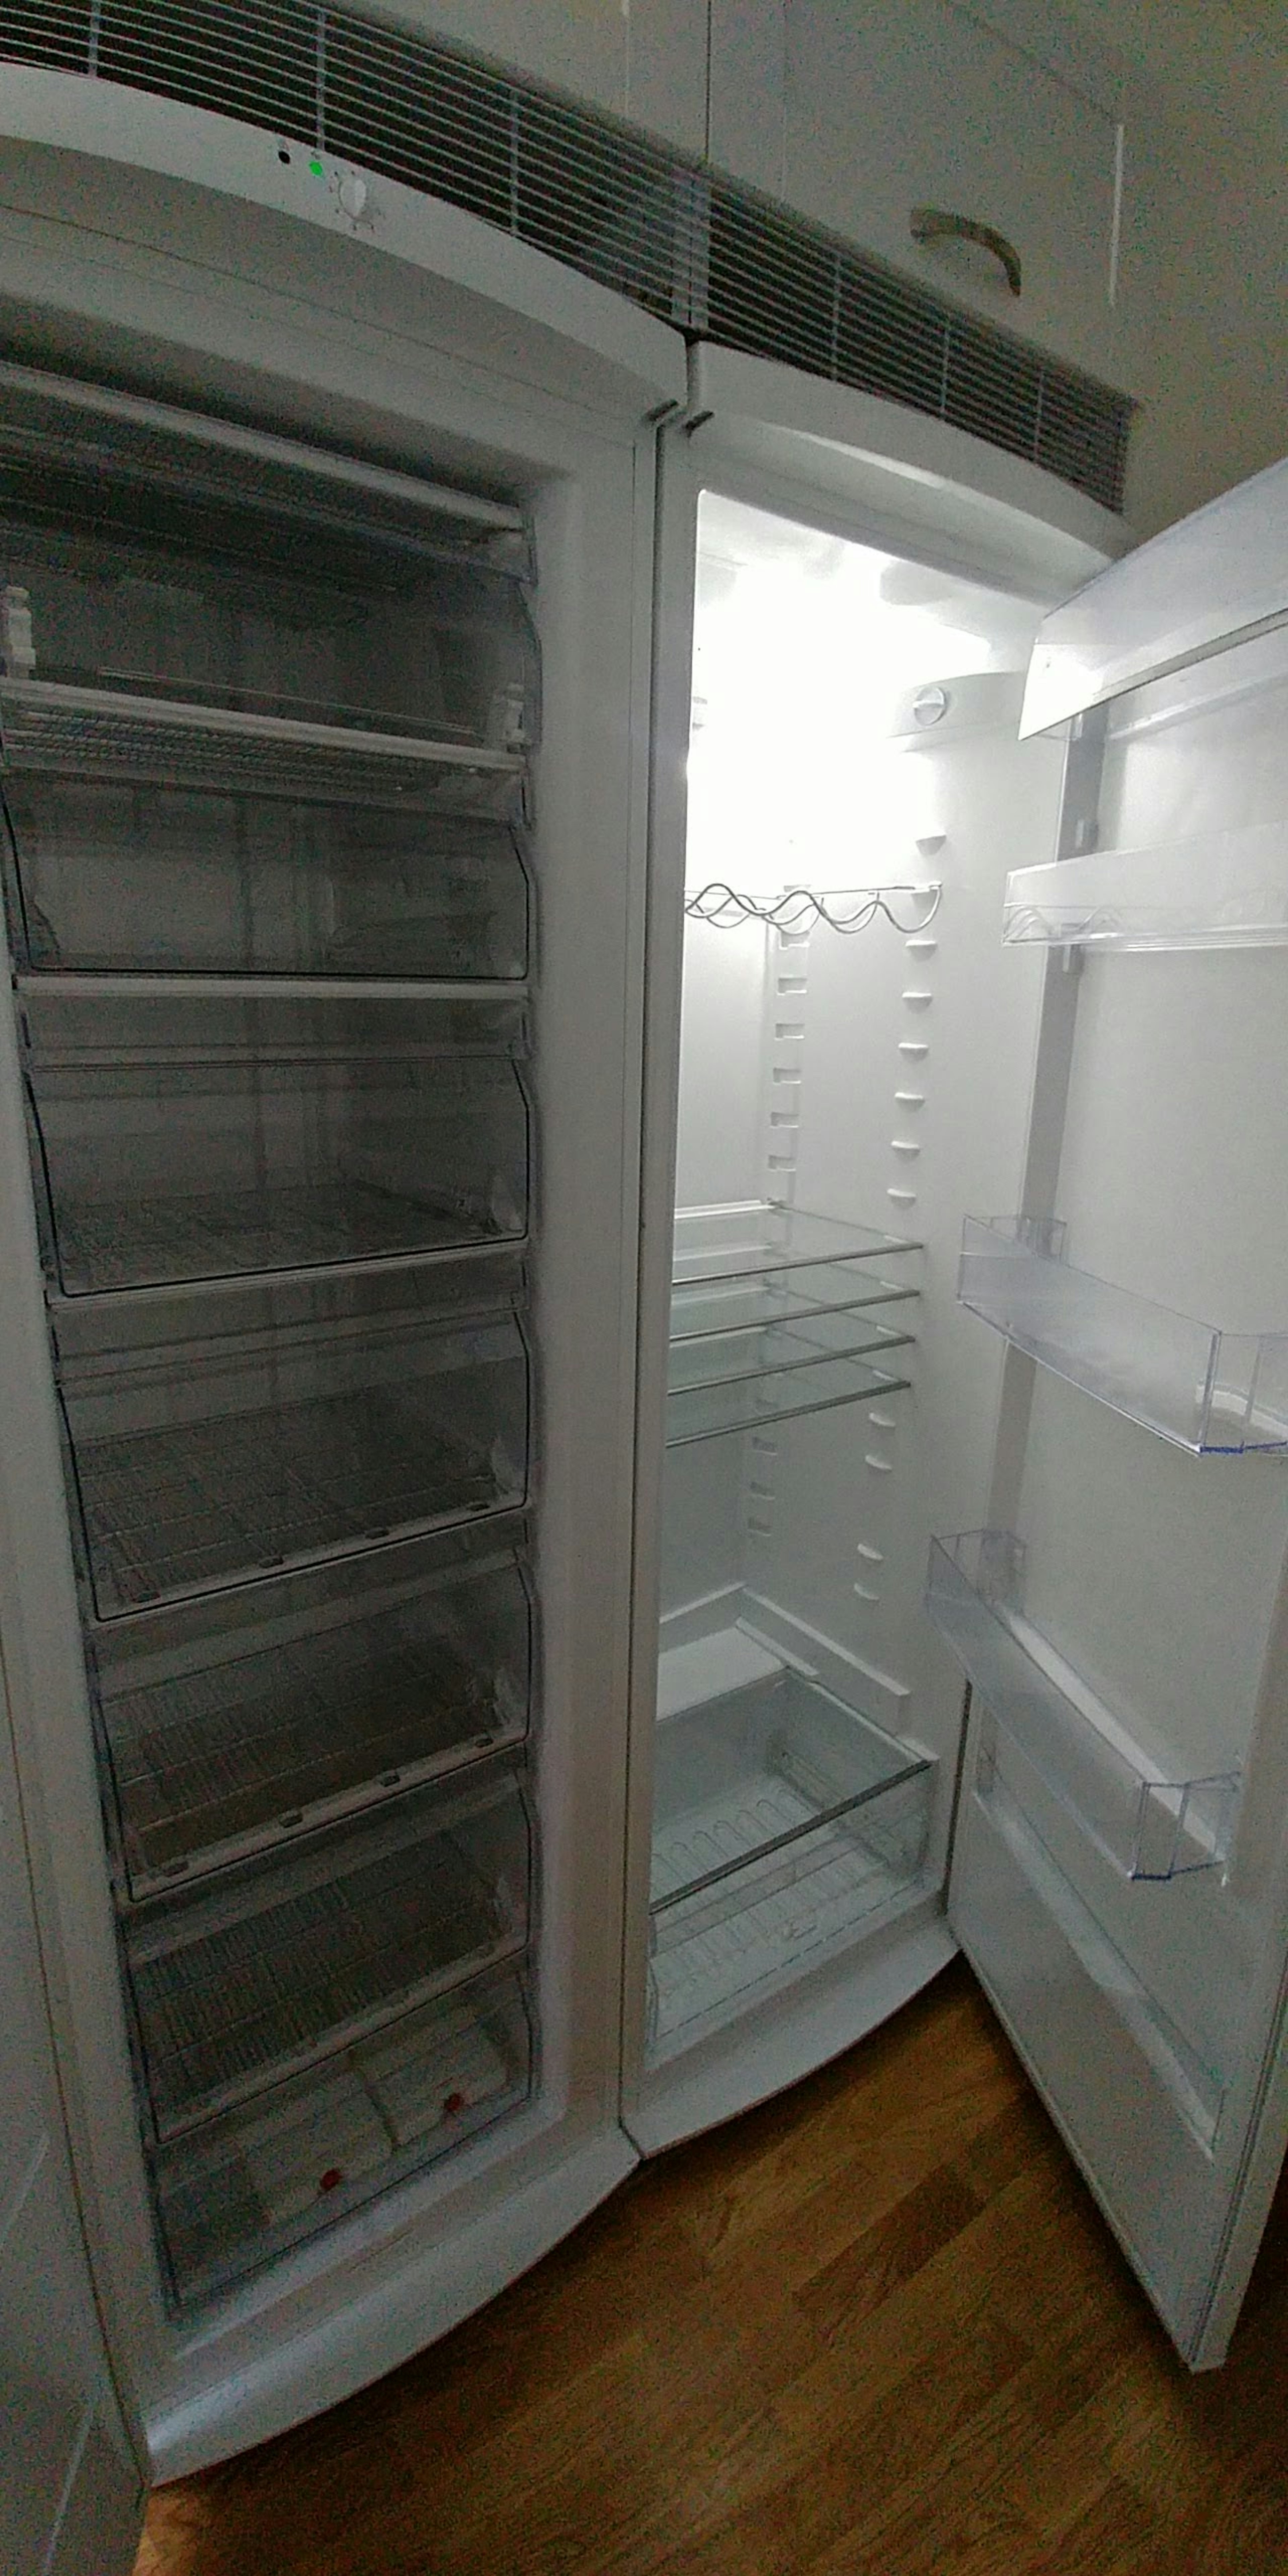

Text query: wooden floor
(136, 1961), (1288, 2576)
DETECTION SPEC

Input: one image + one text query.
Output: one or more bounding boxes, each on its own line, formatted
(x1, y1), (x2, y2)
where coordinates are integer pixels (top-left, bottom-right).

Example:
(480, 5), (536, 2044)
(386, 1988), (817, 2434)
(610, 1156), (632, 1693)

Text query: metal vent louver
(0, 0), (1132, 509)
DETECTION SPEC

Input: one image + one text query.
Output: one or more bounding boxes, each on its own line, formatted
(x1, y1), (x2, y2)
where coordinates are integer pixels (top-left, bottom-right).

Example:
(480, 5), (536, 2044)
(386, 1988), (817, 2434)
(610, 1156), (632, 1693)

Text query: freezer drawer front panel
(951, 1751), (1225, 2358)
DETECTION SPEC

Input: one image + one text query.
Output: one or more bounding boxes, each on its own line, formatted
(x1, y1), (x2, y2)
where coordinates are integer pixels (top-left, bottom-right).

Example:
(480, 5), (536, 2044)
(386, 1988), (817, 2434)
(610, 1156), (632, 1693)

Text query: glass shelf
(667, 1307), (916, 1397)
(91, 1516), (533, 1900)
(0, 681), (524, 812)
(3, 773), (530, 979)
(665, 1351), (911, 1448)
(1003, 823), (1288, 951)
(958, 1216), (1288, 1455)
(123, 1765), (530, 2141)
(153, 1963), (533, 2309)
(670, 1265), (918, 1345)
(926, 1531), (1240, 1881)
(673, 1199), (920, 1288)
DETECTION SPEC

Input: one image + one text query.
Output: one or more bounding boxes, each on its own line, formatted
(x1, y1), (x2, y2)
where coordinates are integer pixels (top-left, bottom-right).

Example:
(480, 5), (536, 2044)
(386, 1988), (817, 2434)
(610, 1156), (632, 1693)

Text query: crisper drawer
(122, 1762), (531, 2140)
(2, 777), (531, 979)
(1, 507), (539, 748)
(53, 1259), (529, 1617)
(90, 1514), (534, 1899)
(23, 990), (530, 1292)
(152, 1962), (534, 2307)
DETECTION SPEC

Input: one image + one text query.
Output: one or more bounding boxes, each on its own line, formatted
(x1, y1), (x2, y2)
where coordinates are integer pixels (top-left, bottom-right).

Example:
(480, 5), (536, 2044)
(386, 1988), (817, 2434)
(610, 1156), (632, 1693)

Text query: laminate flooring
(136, 1961), (1288, 2576)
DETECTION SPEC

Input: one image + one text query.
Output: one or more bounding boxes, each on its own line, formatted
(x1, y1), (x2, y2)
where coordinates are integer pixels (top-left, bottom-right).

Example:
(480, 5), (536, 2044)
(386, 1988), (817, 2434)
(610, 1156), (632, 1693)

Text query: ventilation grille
(0, 0), (1132, 509)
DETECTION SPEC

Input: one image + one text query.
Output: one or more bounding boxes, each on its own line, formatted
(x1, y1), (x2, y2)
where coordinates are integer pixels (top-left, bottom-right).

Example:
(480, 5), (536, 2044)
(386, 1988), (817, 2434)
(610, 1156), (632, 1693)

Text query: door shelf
(667, 1307), (916, 1397)
(958, 1216), (1288, 1455)
(152, 1963), (534, 2310)
(670, 1265), (919, 1345)
(54, 1261), (529, 1617)
(24, 990), (530, 1294)
(1003, 823), (1288, 952)
(0, 681), (525, 813)
(926, 1531), (1240, 1882)
(3, 772), (530, 979)
(674, 1199), (921, 1288)
(92, 1516), (533, 1900)
(123, 1765), (531, 2142)
(665, 1352), (911, 1447)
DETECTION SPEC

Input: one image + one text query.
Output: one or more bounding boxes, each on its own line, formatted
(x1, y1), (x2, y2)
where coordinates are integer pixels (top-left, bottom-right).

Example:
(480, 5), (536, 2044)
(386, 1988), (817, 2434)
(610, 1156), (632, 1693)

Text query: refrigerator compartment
(2, 775), (530, 978)
(24, 991), (530, 1293)
(0, 509), (539, 747)
(152, 1966), (534, 2308)
(674, 1198), (920, 1287)
(123, 1765), (531, 2139)
(926, 1531), (1239, 1881)
(958, 1216), (1288, 1455)
(665, 1351), (912, 1448)
(667, 1307), (915, 1397)
(670, 1264), (919, 1344)
(0, 681), (525, 811)
(648, 1768), (933, 2064)
(92, 1517), (534, 1898)
(650, 1669), (931, 1913)
(54, 1263), (529, 1616)
(1003, 823), (1288, 952)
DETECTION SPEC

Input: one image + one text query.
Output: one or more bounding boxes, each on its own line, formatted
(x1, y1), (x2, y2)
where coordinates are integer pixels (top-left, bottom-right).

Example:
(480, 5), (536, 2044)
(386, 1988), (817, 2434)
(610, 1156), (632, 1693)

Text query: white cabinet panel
(377, 0), (708, 152)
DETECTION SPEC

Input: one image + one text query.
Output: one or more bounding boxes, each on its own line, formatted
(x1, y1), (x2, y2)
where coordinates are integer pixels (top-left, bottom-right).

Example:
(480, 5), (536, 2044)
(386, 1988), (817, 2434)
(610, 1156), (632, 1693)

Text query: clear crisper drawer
(123, 1763), (531, 2140)
(53, 1259), (529, 1617)
(24, 991), (530, 1292)
(152, 1964), (534, 2307)
(3, 776), (530, 978)
(648, 1674), (933, 2062)
(91, 1516), (534, 1898)
(1, 510), (538, 748)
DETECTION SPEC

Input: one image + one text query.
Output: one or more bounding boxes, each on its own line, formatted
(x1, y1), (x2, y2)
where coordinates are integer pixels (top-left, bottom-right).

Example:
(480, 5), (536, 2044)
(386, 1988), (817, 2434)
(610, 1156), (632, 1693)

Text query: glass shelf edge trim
(958, 1217), (1288, 1455)
(926, 1531), (1240, 1880)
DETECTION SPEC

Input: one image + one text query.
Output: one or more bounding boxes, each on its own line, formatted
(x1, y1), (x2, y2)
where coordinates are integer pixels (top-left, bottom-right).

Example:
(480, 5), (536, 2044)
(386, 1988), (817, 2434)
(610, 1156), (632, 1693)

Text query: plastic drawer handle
(910, 207), (1022, 298)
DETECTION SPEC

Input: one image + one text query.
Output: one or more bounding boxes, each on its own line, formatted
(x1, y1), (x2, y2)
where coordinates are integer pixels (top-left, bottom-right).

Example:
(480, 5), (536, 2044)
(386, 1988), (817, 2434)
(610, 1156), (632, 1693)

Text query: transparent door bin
(123, 1765), (531, 2141)
(958, 1216), (1288, 1455)
(1003, 822), (1288, 952)
(0, 506), (539, 747)
(3, 776), (530, 979)
(54, 1260), (529, 1617)
(153, 1964), (533, 2307)
(927, 1531), (1239, 1882)
(92, 1515), (534, 1898)
(25, 991), (530, 1293)
(667, 1305), (916, 1396)
(674, 1199), (920, 1286)
(670, 1263), (919, 1345)
(666, 1351), (912, 1447)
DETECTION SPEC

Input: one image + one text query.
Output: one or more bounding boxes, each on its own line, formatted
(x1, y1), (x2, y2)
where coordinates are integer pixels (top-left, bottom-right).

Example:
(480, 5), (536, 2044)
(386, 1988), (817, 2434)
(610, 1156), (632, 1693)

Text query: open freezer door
(935, 457), (1288, 2367)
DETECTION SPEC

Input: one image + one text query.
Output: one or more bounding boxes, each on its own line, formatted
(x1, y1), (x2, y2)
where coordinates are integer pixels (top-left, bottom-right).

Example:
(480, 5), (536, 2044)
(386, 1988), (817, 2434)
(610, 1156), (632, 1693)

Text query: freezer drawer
(90, 1516), (534, 1898)
(2, 776), (531, 979)
(152, 1964), (534, 2308)
(53, 1261), (529, 1616)
(123, 1764), (531, 2140)
(23, 991), (530, 1293)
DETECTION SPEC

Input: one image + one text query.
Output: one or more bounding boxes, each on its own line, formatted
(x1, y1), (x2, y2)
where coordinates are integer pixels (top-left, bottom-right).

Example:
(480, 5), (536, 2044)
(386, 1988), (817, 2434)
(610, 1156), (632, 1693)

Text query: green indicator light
(310, 157), (324, 176)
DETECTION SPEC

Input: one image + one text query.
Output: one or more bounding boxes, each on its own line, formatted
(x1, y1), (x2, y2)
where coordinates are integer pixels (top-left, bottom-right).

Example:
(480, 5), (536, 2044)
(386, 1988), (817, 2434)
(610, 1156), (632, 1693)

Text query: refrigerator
(2, 157), (1288, 2567)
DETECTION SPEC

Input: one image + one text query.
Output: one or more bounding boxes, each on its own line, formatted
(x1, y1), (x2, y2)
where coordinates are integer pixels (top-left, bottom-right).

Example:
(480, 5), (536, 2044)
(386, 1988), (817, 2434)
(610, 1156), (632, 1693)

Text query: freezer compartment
(53, 1260), (529, 1617)
(2, 775), (530, 978)
(667, 1306), (916, 1396)
(665, 1350), (912, 1447)
(123, 1764), (531, 2140)
(958, 1216), (1288, 1455)
(1003, 822), (1288, 953)
(153, 1964), (534, 2308)
(648, 1677), (933, 2062)
(24, 991), (530, 1293)
(0, 501), (539, 745)
(926, 1532), (1239, 1881)
(674, 1198), (920, 1286)
(670, 1263), (919, 1344)
(92, 1517), (534, 1898)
